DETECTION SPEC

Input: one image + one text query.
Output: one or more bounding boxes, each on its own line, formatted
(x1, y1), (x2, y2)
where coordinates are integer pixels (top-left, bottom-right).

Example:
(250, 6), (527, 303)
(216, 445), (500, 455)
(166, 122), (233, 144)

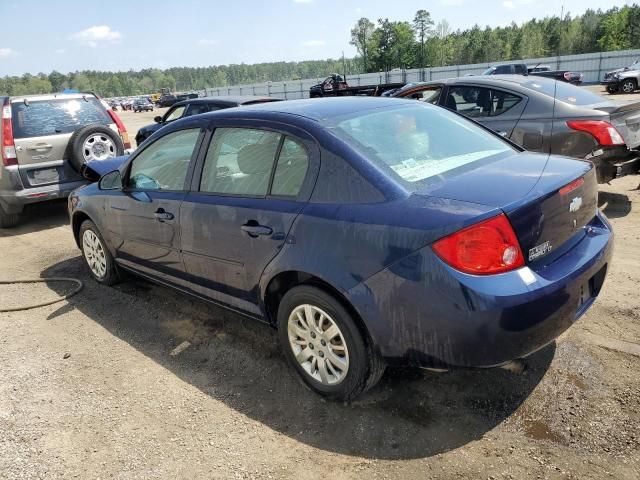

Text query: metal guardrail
(204, 49), (640, 100)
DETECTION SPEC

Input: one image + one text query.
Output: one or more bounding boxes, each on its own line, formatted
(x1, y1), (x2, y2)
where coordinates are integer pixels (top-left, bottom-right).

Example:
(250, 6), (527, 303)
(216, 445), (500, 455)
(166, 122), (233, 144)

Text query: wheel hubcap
(287, 304), (349, 385)
(83, 134), (116, 161)
(623, 82), (634, 93)
(82, 230), (107, 279)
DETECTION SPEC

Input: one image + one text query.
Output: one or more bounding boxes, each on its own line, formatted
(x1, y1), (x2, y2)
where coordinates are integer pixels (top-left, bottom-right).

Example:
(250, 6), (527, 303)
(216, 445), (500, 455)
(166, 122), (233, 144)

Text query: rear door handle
(153, 209), (174, 222)
(241, 224), (273, 237)
(26, 144), (53, 151)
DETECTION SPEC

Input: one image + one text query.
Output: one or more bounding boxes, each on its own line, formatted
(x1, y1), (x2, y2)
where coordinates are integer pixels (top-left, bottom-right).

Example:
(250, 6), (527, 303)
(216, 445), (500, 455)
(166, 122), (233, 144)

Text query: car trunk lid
(417, 152), (597, 264)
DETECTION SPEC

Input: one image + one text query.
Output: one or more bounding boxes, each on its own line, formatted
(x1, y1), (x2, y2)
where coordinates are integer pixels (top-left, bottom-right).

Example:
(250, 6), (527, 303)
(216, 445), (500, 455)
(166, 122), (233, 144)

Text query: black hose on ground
(0, 278), (83, 312)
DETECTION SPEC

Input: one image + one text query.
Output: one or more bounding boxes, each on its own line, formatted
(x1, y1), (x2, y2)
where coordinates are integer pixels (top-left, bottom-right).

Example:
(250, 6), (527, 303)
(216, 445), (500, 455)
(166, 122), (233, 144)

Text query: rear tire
(277, 285), (384, 401)
(79, 220), (119, 286)
(66, 124), (125, 172)
(0, 204), (20, 228)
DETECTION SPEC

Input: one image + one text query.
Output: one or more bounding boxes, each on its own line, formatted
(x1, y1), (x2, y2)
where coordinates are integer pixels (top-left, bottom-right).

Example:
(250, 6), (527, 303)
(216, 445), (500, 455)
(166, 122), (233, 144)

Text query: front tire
(277, 285), (384, 401)
(79, 220), (119, 286)
(619, 79), (637, 94)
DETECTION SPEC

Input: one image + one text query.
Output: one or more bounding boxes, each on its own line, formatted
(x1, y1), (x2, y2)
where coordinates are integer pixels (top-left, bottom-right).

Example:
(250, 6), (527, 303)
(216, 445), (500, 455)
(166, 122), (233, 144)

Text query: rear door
(180, 124), (317, 315)
(443, 85), (527, 138)
(11, 95), (114, 187)
(106, 128), (203, 285)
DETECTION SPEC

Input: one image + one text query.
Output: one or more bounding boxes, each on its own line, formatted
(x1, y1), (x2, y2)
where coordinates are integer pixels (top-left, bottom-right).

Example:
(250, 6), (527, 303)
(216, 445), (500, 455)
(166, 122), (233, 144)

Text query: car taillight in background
(107, 109), (131, 149)
(432, 213), (525, 275)
(1, 98), (17, 167)
(566, 120), (625, 146)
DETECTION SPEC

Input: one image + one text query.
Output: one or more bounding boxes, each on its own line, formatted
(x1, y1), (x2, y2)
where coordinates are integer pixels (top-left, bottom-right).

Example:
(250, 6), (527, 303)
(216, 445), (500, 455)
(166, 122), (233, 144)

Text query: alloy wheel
(622, 80), (636, 94)
(287, 304), (349, 385)
(82, 133), (116, 161)
(82, 230), (107, 279)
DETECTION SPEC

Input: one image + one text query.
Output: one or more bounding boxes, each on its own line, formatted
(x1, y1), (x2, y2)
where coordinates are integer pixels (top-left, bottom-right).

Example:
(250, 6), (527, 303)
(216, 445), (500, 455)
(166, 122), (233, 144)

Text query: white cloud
(301, 40), (325, 47)
(198, 38), (218, 46)
(0, 47), (14, 57)
(503, 0), (515, 8)
(440, 0), (466, 5)
(71, 25), (122, 48)
(55, 48), (65, 55)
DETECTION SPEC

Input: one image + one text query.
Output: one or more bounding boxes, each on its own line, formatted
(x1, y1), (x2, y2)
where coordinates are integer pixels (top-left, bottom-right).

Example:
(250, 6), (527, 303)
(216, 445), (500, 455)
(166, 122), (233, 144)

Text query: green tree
(413, 10), (434, 68)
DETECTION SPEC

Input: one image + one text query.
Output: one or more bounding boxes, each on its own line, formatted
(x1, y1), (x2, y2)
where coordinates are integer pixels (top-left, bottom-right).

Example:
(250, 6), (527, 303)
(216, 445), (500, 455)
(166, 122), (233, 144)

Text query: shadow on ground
(43, 256), (554, 460)
(598, 191), (632, 219)
(0, 200), (69, 237)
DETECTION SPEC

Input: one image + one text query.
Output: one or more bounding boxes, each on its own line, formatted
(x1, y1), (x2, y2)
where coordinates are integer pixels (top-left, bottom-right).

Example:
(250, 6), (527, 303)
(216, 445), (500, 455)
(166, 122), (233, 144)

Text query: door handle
(26, 144), (53, 151)
(241, 224), (273, 237)
(153, 208), (174, 222)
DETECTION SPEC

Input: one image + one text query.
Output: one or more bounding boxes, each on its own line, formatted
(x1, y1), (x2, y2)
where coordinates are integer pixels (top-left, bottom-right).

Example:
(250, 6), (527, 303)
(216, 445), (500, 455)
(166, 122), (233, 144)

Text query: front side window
(407, 87), (442, 104)
(324, 104), (513, 185)
(200, 128), (281, 196)
(128, 128), (200, 191)
(164, 106), (186, 123)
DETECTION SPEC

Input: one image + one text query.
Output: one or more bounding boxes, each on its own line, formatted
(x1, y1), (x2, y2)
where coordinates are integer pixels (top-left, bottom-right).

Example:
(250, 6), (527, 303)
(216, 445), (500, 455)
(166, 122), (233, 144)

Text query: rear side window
(448, 86), (521, 118)
(11, 98), (111, 138)
(201, 128), (281, 196)
(271, 138), (309, 197)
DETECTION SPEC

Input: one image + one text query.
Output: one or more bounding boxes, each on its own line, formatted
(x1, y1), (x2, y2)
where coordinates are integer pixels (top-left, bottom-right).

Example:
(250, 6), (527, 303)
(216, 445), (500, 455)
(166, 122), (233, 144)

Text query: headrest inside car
(236, 144), (274, 175)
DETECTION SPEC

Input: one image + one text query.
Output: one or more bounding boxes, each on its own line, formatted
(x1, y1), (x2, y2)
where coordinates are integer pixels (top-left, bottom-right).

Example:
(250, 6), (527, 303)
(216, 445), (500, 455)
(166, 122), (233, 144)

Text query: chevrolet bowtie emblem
(569, 197), (583, 213)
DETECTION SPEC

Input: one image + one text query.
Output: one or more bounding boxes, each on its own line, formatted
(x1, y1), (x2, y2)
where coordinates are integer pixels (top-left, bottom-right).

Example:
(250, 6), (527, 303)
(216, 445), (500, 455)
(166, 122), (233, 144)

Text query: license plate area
(27, 167), (61, 186)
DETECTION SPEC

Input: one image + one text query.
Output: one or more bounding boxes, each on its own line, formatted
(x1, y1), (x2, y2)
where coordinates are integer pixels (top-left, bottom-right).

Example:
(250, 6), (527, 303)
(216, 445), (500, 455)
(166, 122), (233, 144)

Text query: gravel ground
(1, 90), (639, 479)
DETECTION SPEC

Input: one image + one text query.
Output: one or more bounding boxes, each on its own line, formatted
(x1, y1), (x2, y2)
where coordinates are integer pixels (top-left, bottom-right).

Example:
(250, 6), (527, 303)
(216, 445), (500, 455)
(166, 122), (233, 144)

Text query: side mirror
(98, 170), (123, 191)
(154, 115), (162, 123)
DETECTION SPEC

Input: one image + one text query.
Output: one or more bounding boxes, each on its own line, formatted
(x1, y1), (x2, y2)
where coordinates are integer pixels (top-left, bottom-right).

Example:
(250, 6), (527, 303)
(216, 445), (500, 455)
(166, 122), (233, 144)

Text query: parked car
(156, 94), (179, 108)
(69, 97), (612, 400)
(483, 63), (583, 85)
(392, 75), (640, 183)
(133, 99), (154, 113)
(135, 95), (282, 146)
(601, 58), (640, 94)
(0, 93), (130, 227)
(309, 73), (403, 98)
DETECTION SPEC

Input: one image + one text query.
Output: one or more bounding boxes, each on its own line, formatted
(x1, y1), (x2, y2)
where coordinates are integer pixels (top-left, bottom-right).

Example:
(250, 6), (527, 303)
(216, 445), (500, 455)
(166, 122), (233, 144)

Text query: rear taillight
(1, 98), (17, 167)
(107, 109), (131, 149)
(432, 213), (525, 275)
(566, 120), (625, 146)
(559, 177), (584, 196)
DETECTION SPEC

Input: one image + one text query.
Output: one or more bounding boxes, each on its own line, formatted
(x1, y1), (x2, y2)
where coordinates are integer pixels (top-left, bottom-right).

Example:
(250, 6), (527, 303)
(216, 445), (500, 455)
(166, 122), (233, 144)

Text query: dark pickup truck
(483, 63), (583, 85)
(309, 74), (404, 98)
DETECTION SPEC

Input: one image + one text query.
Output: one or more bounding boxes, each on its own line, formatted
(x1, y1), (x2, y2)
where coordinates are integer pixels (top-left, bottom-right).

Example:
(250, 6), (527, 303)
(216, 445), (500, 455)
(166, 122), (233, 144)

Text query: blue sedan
(68, 97), (613, 400)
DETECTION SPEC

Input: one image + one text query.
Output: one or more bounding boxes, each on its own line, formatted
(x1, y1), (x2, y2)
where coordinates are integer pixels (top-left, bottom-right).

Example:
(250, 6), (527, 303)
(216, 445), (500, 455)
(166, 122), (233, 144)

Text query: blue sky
(0, 0), (632, 76)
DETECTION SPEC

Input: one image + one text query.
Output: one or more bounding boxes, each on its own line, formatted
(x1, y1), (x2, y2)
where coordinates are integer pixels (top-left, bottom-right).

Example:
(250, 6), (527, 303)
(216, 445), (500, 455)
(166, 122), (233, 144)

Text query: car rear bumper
(0, 179), (87, 213)
(347, 211), (613, 368)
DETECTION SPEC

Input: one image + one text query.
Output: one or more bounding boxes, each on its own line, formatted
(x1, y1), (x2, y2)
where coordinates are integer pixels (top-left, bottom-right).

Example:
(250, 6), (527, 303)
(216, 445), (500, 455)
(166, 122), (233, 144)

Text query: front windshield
(324, 104), (513, 185)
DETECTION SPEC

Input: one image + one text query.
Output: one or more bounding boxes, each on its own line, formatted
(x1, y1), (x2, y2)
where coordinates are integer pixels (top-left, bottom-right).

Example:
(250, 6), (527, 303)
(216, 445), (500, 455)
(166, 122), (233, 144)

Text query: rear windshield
(11, 97), (111, 138)
(521, 80), (604, 106)
(323, 104), (513, 186)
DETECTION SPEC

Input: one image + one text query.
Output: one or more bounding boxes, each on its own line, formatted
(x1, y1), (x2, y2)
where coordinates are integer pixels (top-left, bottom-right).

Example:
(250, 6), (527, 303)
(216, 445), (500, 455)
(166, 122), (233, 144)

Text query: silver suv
(0, 93), (130, 227)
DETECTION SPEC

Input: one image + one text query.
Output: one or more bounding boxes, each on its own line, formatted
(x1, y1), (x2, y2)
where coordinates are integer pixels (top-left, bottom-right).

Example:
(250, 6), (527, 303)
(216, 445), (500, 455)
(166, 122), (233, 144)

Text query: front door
(180, 127), (312, 315)
(106, 128), (202, 285)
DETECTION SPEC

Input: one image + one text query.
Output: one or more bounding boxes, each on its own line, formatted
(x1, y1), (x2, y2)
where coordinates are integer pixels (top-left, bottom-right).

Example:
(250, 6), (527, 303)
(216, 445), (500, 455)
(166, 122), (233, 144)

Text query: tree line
(0, 4), (639, 98)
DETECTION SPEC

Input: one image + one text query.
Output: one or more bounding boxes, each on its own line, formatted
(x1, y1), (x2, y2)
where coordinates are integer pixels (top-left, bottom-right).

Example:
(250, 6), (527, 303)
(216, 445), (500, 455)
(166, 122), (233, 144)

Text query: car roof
(407, 74), (560, 89)
(7, 92), (99, 102)
(205, 97), (417, 121)
(171, 95), (281, 108)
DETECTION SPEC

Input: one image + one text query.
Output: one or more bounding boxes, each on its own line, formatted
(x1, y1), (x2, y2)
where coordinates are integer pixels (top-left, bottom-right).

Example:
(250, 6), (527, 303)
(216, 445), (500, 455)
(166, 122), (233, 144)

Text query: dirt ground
(1, 89), (640, 479)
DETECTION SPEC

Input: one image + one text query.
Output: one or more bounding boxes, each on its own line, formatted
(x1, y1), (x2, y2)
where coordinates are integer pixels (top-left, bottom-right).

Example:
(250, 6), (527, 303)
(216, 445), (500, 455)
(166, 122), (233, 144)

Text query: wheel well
(71, 211), (91, 248)
(264, 271), (373, 344)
